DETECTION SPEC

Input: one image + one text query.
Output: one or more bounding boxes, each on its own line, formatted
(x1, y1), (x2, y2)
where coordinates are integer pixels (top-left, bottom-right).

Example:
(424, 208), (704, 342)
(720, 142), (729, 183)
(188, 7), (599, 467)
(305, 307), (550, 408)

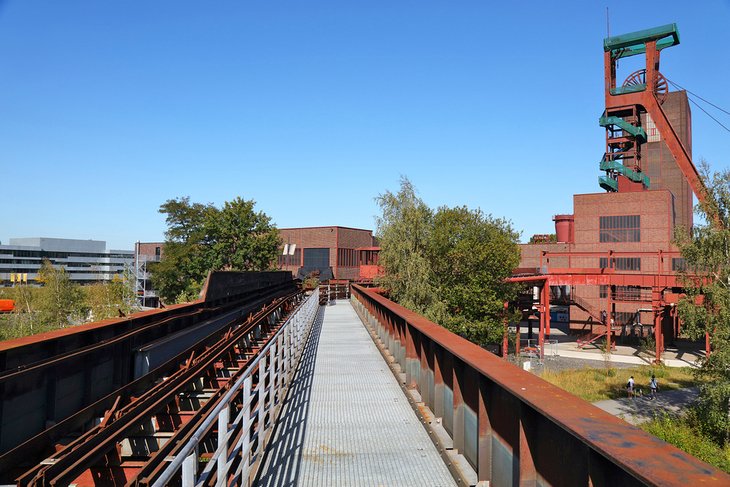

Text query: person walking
(649, 374), (658, 400)
(627, 376), (635, 399)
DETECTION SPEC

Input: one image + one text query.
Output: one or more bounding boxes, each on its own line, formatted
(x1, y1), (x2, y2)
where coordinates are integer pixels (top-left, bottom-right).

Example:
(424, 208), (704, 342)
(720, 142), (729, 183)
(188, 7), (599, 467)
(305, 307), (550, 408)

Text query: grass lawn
(538, 365), (697, 402)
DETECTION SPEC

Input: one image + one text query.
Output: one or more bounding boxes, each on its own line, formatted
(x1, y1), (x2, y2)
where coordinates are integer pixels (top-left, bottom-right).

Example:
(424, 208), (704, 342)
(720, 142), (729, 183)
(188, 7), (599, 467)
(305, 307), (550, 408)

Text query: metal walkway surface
(256, 300), (456, 487)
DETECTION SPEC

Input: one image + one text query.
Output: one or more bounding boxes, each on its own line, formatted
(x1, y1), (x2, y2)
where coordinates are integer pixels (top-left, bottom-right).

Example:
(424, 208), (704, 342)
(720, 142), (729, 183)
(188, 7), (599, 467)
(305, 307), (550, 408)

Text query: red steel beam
(352, 284), (730, 486)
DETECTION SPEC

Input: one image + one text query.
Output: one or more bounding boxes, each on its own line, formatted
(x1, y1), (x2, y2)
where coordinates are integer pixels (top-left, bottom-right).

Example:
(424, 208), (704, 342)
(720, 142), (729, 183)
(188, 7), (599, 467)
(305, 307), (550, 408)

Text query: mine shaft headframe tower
(600, 23), (708, 205)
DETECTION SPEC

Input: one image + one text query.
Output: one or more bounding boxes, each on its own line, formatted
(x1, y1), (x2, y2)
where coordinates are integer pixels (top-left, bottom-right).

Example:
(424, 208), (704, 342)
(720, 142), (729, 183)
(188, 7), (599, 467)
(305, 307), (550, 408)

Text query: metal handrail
(350, 283), (730, 486)
(152, 289), (320, 487)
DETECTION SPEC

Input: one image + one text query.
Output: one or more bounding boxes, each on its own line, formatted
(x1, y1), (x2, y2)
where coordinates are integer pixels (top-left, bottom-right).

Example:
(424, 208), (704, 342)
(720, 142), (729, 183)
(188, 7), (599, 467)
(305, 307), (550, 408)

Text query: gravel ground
(509, 355), (639, 375)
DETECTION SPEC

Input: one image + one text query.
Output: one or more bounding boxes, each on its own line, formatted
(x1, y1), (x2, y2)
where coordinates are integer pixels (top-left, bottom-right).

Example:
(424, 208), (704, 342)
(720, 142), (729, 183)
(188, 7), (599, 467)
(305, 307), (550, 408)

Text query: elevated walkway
(256, 300), (456, 486)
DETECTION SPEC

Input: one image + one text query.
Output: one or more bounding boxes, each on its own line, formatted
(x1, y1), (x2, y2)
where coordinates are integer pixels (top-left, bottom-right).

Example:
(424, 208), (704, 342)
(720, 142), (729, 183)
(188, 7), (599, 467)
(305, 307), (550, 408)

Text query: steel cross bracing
(14, 290), (317, 486)
(0, 278), (296, 482)
(153, 290), (320, 487)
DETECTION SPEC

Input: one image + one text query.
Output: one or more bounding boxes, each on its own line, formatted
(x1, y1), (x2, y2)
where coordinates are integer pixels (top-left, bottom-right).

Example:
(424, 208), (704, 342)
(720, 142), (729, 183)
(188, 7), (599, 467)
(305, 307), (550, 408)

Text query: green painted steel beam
(610, 84), (646, 95)
(599, 176), (618, 192)
(599, 116), (648, 142)
(599, 158), (650, 188)
(604, 24), (679, 58)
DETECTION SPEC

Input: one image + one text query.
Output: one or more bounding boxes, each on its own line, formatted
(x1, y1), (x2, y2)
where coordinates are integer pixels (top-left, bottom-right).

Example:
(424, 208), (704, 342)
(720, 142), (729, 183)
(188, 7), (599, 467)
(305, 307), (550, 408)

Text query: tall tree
(374, 177), (436, 313)
(85, 269), (137, 321)
(152, 197), (217, 302)
(675, 162), (730, 444)
(375, 178), (521, 346)
(428, 206), (521, 344)
(208, 197), (281, 271)
(152, 196), (281, 304)
(35, 259), (83, 328)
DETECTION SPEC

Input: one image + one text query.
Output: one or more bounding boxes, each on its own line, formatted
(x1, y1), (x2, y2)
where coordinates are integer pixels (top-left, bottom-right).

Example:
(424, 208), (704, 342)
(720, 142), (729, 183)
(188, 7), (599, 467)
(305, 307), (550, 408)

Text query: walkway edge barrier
(350, 284), (730, 487)
(152, 289), (320, 487)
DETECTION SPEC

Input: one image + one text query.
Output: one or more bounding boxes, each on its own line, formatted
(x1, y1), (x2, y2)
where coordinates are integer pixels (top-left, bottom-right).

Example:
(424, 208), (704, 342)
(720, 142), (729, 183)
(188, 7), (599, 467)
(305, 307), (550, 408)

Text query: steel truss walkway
(256, 301), (456, 486)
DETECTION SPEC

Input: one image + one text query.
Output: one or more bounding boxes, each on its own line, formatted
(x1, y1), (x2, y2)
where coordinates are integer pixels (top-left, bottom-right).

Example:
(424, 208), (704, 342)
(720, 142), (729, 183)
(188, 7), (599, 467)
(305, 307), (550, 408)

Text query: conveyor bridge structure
(0, 276), (727, 486)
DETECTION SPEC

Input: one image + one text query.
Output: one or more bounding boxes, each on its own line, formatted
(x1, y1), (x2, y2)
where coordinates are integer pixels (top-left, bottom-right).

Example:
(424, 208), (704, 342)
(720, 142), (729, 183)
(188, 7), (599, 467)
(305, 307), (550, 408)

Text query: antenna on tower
(606, 7), (610, 37)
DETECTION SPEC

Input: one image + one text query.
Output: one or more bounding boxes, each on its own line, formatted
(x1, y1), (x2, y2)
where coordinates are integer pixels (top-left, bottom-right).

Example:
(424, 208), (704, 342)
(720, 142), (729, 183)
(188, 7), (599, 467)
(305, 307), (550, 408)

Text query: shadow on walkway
(254, 305), (325, 487)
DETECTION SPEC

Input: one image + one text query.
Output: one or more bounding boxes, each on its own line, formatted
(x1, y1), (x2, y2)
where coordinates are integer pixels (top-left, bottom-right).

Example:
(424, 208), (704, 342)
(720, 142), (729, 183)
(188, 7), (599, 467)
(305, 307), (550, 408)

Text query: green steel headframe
(604, 23), (680, 59)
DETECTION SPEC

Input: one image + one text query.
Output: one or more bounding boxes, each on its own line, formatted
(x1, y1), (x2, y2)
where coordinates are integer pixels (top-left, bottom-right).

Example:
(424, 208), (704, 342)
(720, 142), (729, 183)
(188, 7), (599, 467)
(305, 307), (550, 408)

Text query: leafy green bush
(641, 413), (730, 473)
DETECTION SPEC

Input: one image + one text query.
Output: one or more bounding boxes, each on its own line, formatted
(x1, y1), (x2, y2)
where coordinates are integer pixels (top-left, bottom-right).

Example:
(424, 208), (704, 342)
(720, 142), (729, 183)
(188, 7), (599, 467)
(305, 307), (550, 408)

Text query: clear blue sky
(1, 1), (729, 250)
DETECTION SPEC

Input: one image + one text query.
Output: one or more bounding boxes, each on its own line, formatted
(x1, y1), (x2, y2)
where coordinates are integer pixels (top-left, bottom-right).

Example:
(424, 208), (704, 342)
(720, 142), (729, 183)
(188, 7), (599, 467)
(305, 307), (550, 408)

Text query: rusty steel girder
(351, 284), (730, 486)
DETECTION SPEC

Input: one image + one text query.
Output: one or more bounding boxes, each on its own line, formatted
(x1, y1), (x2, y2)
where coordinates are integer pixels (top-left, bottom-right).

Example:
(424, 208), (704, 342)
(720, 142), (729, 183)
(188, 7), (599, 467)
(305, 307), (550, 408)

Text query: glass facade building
(0, 237), (133, 286)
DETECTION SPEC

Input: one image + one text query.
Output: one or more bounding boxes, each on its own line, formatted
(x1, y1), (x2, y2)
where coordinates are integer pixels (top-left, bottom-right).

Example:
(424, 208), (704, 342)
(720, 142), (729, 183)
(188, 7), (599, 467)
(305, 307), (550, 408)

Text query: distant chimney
(553, 214), (574, 243)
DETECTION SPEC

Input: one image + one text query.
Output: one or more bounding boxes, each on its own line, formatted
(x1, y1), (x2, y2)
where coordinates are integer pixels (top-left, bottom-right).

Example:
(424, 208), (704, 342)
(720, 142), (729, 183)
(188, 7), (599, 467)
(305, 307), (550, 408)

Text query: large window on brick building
(277, 248), (301, 267)
(337, 248), (358, 267)
(599, 285), (644, 300)
(614, 311), (637, 325)
(599, 257), (641, 271)
(599, 215), (640, 242)
(303, 248), (329, 269)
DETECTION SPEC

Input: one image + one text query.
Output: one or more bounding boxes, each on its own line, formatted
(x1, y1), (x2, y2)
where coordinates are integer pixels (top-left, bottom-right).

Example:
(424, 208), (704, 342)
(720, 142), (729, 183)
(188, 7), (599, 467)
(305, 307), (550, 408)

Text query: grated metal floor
(256, 300), (456, 487)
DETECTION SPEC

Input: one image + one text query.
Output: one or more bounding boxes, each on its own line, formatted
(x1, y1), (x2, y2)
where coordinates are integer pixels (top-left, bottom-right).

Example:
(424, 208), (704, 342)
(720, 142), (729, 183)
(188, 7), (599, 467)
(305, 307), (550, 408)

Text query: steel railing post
(182, 446), (197, 487)
(269, 343), (277, 422)
(240, 376), (252, 486)
(284, 325), (292, 383)
(217, 406), (230, 486)
(257, 355), (266, 456)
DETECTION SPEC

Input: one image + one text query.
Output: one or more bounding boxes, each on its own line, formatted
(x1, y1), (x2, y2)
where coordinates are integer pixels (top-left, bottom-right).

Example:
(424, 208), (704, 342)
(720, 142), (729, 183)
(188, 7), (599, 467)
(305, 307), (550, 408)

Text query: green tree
(208, 197), (280, 271)
(375, 178), (521, 346)
(84, 269), (137, 321)
(374, 177), (436, 314)
(428, 206), (521, 344)
(151, 197), (216, 303)
(675, 161), (730, 444)
(35, 259), (83, 328)
(0, 285), (41, 340)
(151, 196), (281, 304)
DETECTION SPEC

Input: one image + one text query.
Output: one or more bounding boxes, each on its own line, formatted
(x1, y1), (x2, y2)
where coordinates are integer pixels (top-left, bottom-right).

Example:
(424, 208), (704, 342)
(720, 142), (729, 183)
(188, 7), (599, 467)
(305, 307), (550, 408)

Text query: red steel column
(502, 302), (509, 359)
(606, 285), (613, 353)
(538, 285), (547, 359)
(652, 286), (662, 364)
(544, 285), (551, 337)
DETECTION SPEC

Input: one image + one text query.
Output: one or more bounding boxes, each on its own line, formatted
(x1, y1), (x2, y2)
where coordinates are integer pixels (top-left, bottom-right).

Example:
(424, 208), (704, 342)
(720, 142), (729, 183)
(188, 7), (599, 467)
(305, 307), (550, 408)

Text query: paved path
(256, 301), (456, 487)
(592, 387), (699, 425)
(555, 346), (702, 368)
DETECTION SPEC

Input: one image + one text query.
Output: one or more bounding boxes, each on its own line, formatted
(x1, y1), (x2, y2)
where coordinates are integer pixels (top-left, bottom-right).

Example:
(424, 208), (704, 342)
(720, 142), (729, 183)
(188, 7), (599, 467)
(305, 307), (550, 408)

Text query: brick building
(278, 226), (378, 281)
(519, 90), (691, 333)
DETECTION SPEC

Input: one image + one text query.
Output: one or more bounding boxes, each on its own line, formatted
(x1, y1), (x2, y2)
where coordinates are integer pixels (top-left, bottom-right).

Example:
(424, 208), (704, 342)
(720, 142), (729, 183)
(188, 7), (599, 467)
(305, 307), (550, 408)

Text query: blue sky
(1, 1), (729, 250)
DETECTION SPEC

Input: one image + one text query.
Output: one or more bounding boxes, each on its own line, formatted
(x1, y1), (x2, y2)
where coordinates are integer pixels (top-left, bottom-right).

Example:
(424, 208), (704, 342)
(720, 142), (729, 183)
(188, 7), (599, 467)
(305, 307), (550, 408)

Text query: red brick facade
(518, 92), (691, 332)
(279, 226), (376, 280)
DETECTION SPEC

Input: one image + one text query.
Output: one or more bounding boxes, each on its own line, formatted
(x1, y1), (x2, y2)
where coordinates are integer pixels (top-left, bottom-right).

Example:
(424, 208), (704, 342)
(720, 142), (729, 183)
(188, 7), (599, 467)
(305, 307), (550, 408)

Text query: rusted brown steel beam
(0, 285), (284, 479)
(20, 294), (300, 487)
(351, 284), (730, 486)
(0, 275), (295, 470)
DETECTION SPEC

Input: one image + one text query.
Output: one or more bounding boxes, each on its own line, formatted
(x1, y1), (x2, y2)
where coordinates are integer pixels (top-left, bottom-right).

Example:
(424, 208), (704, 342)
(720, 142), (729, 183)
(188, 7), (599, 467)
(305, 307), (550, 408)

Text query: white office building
(0, 237), (133, 286)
